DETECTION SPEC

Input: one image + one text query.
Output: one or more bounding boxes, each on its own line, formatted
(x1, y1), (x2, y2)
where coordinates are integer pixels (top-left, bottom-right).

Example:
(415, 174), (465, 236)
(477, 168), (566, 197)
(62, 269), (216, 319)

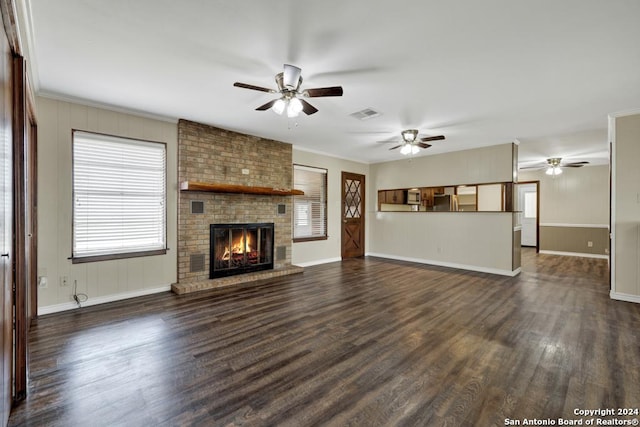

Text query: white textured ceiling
(22, 0), (640, 165)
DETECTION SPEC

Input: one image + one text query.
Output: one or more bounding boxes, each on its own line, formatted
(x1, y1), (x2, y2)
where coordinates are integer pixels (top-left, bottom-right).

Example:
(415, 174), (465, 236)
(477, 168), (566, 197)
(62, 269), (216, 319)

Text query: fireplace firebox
(210, 223), (274, 278)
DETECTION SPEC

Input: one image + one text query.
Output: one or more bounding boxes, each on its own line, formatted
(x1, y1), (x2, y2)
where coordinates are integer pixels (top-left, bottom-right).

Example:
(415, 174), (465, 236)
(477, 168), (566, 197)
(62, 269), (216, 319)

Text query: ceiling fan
(384, 129), (445, 155)
(521, 157), (589, 175)
(233, 64), (343, 117)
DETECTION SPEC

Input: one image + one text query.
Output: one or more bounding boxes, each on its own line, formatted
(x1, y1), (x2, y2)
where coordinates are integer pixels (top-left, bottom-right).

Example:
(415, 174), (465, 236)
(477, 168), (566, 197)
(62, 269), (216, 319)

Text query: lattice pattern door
(341, 172), (365, 258)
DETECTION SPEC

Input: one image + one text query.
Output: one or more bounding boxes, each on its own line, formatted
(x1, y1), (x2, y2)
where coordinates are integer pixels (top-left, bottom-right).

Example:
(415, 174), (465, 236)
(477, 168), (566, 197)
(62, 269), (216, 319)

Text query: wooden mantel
(180, 181), (304, 196)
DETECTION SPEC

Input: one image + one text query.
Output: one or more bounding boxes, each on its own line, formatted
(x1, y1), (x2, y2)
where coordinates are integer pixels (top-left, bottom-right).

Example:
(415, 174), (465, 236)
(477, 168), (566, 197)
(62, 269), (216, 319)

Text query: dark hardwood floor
(8, 249), (640, 426)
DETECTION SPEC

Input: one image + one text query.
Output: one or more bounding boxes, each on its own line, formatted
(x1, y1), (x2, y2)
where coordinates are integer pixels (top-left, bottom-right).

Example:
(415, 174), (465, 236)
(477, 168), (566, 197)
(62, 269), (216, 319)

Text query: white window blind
(72, 131), (167, 261)
(293, 165), (327, 240)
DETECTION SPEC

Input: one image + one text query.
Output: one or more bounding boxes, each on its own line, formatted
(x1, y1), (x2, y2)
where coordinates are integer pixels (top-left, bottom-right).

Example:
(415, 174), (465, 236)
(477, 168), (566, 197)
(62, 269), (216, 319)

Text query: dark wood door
(12, 55), (28, 401)
(341, 172), (365, 258)
(0, 22), (13, 426)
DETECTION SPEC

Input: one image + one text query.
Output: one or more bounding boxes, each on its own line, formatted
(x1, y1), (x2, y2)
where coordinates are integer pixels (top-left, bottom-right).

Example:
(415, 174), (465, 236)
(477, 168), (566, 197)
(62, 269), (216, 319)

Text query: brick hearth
(171, 265), (303, 295)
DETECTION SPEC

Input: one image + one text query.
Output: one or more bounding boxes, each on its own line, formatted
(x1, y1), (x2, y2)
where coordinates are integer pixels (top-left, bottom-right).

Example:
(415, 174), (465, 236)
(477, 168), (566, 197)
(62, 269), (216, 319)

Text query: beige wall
(519, 165), (609, 256)
(371, 143), (515, 190)
(37, 97), (178, 313)
(291, 149), (369, 266)
(611, 112), (640, 302)
(519, 165), (609, 225)
(368, 143), (518, 275)
(368, 212), (516, 274)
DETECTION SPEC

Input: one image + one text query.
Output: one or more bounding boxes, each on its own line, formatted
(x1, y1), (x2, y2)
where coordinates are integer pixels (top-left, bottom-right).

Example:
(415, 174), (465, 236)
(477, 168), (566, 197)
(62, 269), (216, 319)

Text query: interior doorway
(517, 182), (539, 250)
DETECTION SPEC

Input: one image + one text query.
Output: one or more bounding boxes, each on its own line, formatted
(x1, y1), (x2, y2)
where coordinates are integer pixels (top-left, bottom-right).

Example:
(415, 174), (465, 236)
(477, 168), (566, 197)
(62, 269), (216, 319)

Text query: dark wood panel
(27, 119), (36, 323)
(8, 250), (640, 426)
(12, 55), (27, 402)
(0, 13), (12, 426)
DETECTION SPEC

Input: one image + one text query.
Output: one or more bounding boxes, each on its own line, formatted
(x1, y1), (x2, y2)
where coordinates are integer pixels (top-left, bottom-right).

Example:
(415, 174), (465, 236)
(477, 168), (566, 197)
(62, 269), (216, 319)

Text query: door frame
(517, 180), (540, 253)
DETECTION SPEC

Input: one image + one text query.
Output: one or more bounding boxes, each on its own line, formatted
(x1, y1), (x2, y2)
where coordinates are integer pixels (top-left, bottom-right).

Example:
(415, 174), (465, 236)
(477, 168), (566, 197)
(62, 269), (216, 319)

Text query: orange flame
(222, 233), (253, 261)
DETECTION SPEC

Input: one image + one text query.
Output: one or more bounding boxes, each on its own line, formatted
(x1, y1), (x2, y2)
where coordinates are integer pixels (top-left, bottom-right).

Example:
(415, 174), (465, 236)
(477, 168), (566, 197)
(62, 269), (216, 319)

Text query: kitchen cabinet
(389, 190), (405, 204)
(379, 189), (405, 206)
(420, 187), (444, 209)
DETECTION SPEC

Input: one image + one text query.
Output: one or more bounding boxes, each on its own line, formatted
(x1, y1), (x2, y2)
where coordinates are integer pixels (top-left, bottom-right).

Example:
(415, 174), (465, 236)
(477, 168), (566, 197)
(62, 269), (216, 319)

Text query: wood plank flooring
(8, 249), (640, 426)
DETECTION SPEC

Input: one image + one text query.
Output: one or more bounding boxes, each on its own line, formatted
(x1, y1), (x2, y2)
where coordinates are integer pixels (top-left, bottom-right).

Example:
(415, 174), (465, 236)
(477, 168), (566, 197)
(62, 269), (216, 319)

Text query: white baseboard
(539, 250), (609, 260)
(610, 291), (640, 304)
(294, 257), (342, 267)
(38, 285), (172, 316)
(365, 252), (521, 277)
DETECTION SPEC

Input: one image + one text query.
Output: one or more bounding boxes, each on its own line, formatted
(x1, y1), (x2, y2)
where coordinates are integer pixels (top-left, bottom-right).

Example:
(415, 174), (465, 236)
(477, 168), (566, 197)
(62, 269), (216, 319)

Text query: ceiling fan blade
(233, 82), (276, 93)
(389, 145), (402, 150)
(283, 64), (302, 89)
(303, 86), (344, 97)
(420, 135), (445, 142)
(563, 161), (590, 167)
(417, 142), (432, 149)
(299, 99), (319, 115)
(519, 165), (545, 169)
(255, 99), (277, 111)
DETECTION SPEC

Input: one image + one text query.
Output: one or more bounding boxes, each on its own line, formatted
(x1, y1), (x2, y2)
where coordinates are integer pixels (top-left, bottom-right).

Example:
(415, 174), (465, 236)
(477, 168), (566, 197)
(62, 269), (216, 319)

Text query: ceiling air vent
(350, 108), (381, 121)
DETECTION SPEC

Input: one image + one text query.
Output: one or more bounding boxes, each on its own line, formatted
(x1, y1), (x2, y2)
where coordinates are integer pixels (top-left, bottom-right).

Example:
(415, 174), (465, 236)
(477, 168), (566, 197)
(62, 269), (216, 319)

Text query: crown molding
(38, 91), (178, 124)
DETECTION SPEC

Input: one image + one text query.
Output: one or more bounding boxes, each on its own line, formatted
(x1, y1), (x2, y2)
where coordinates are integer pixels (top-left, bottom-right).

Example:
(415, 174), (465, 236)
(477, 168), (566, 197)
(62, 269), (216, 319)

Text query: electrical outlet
(242, 168), (250, 175)
(38, 276), (48, 288)
(60, 276), (69, 287)
(587, 241), (593, 248)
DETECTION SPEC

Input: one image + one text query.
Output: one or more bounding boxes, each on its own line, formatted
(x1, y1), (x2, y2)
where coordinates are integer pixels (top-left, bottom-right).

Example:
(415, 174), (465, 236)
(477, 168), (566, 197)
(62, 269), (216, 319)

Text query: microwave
(406, 189), (421, 205)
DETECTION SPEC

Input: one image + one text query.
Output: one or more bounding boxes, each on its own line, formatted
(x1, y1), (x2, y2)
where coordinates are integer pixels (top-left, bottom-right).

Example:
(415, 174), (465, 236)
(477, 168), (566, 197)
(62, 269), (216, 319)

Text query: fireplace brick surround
(173, 119), (302, 294)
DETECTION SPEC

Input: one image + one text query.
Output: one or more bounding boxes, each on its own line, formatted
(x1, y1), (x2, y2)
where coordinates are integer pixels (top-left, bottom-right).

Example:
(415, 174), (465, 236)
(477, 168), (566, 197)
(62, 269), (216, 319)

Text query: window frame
(293, 164), (328, 243)
(71, 130), (168, 264)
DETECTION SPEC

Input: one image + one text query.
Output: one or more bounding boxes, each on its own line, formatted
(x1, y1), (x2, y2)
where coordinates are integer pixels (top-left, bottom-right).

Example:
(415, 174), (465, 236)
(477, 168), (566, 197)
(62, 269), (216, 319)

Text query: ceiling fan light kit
(545, 165), (563, 175)
(400, 144), (420, 155)
(545, 157), (564, 175)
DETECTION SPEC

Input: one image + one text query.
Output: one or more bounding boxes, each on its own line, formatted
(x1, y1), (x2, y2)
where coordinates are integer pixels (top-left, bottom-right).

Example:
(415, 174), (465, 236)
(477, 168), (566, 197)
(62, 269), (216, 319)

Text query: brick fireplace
(174, 120), (301, 293)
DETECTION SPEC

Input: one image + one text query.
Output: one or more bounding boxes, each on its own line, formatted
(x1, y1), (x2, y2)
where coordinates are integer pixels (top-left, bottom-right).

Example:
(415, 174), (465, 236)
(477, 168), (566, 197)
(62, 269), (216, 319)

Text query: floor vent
(190, 254), (205, 272)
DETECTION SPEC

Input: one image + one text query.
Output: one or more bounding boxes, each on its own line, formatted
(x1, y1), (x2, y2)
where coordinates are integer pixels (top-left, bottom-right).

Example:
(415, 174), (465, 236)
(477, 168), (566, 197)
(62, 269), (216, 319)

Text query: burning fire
(222, 233), (253, 261)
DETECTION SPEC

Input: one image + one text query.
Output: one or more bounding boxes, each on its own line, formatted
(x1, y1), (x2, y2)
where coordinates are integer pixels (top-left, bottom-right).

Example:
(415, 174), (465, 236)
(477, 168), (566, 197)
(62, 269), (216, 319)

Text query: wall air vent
(350, 108), (381, 121)
(190, 254), (205, 272)
(190, 200), (204, 214)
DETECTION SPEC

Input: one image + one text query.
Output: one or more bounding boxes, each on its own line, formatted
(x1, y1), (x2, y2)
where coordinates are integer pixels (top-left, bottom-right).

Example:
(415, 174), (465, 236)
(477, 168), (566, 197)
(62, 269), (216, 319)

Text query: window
(293, 165), (327, 241)
(72, 130), (167, 262)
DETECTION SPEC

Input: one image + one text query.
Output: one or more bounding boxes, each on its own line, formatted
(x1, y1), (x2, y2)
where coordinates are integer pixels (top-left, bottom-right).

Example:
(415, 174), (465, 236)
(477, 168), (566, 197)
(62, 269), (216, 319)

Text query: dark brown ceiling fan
(233, 64), (343, 117)
(383, 129), (445, 155)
